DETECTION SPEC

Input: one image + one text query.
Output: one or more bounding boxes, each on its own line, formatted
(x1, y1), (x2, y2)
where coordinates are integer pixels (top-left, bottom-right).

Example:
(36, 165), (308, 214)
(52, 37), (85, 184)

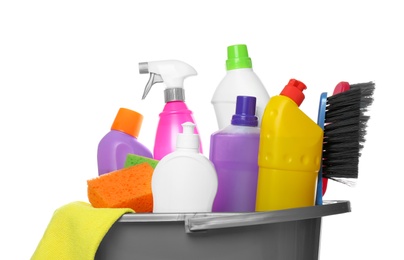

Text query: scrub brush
(315, 81), (375, 205)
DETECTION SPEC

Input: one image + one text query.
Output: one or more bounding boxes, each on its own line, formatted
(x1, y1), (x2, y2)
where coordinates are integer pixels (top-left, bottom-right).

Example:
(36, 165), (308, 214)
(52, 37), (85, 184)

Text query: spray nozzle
(139, 62), (163, 99)
(138, 60), (197, 102)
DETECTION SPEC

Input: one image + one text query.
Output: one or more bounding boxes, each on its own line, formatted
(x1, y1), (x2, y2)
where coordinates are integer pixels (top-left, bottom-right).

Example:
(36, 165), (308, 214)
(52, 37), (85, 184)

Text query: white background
(1, 1), (402, 259)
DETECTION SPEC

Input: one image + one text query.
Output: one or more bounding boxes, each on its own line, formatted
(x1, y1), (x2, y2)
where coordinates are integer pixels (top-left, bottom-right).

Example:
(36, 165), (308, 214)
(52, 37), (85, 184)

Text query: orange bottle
(255, 79), (323, 211)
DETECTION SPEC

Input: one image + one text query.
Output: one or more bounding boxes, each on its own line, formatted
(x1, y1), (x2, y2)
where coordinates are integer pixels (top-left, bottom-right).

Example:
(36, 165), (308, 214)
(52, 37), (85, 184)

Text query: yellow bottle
(255, 79), (323, 211)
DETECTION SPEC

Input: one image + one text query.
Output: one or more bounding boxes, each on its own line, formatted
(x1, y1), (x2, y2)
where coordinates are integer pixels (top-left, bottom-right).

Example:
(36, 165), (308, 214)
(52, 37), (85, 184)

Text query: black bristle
(322, 81), (375, 182)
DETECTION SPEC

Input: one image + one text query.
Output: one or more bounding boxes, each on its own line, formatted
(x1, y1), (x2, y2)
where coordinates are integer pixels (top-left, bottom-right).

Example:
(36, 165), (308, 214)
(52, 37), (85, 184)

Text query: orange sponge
(87, 162), (153, 213)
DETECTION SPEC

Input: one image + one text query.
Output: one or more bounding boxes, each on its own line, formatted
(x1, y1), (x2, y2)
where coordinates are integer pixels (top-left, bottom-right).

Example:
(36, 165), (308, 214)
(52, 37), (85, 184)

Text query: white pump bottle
(152, 122), (218, 213)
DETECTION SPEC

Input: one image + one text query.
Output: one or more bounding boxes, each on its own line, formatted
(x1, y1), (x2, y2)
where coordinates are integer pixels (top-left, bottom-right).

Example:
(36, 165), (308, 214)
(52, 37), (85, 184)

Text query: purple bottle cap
(231, 96), (258, 127)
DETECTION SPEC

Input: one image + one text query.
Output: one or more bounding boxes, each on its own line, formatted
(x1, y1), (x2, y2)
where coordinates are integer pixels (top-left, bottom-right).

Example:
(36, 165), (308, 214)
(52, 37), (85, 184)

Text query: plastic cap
(280, 79), (307, 106)
(176, 122), (199, 150)
(111, 108), (143, 138)
(333, 81), (350, 95)
(226, 44), (253, 70)
(231, 96), (258, 126)
(138, 62), (149, 74)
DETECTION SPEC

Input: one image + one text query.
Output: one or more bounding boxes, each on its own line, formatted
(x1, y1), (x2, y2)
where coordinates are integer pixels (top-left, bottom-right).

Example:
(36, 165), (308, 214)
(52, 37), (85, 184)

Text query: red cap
(280, 79), (307, 106)
(333, 81), (350, 95)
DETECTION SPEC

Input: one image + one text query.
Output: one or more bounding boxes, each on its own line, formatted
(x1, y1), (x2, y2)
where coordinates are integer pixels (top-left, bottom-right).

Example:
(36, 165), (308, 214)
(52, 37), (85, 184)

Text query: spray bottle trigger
(142, 73), (163, 100)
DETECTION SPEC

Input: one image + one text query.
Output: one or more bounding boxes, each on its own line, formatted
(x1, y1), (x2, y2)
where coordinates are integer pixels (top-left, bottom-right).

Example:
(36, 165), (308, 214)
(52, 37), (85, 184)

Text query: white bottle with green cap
(211, 44), (270, 129)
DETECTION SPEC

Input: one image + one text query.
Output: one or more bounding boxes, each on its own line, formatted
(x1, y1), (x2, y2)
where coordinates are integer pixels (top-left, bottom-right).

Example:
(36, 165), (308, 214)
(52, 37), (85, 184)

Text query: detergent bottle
(152, 122), (218, 213)
(97, 107), (153, 175)
(210, 95), (260, 212)
(211, 44), (270, 129)
(255, 79), (323, 211)
(139, 60), (202, 160)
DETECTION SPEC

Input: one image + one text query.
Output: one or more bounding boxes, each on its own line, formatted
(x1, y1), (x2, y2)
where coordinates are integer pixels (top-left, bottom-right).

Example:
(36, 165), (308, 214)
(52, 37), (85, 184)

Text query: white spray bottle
(139, 60), (203, 160)
(152, 122), (218, 213)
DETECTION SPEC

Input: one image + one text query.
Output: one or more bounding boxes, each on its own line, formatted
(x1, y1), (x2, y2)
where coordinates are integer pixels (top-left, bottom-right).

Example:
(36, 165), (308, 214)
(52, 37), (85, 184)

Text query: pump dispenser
(255, 79), (323, 211)
(139, 60), (202, 160)
(211, 44), (270, 129)
(152, 122), (218, 213)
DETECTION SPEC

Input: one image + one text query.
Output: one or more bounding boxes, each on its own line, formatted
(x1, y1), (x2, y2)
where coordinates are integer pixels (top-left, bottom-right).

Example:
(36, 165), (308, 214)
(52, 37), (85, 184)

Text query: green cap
(226, 44), (252, 70)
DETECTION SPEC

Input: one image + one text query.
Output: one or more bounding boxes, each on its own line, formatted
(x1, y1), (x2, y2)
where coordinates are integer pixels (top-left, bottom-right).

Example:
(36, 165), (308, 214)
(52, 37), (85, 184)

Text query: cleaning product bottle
(211, 44), (270, 129)
(255, 79), (323, 211)
(210, 95), (260, 212)
(139, 60), (202, 160)
(152, 122), (218, 213)
(97, 107), (153, 175)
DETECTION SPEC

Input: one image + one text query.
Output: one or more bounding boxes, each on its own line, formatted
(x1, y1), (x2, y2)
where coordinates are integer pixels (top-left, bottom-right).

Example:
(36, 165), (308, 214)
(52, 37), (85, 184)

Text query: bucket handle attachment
(185, 200), (350, 233)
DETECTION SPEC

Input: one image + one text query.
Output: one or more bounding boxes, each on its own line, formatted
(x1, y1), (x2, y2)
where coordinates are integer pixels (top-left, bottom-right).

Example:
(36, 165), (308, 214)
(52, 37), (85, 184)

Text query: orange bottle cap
(280, 79), (307, 106)
(111, 108), (143, 138)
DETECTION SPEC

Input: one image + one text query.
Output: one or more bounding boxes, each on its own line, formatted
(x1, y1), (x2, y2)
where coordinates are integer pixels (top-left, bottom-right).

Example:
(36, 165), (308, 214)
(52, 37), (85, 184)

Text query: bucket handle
(185, 200), (350, 233)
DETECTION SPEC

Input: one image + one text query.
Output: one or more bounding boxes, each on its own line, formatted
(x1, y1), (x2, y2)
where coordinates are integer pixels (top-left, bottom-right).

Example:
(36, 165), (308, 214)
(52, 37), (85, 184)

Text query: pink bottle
(139, 60), (202, 160)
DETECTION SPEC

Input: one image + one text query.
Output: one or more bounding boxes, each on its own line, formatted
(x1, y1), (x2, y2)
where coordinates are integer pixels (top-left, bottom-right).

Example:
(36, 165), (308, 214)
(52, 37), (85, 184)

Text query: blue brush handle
(315, 92), (327, 205)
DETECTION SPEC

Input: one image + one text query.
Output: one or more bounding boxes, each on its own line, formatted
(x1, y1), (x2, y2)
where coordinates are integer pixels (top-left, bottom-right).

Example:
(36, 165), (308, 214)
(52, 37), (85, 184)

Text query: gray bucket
(95, 200), (350, 260)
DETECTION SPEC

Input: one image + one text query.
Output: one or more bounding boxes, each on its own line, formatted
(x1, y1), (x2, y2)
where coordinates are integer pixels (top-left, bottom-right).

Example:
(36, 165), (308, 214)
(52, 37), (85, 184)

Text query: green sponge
(125, 154), (159, 169)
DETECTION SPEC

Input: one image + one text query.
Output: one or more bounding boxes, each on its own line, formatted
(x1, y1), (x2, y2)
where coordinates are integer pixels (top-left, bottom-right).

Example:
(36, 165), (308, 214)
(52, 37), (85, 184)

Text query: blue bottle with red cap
(209, 95), (260, 212)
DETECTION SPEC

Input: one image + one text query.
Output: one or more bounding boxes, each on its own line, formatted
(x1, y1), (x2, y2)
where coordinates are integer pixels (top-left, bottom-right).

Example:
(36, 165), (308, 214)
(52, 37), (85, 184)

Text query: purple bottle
(97, 107), (153, 175)
(210, 96), (260, 212)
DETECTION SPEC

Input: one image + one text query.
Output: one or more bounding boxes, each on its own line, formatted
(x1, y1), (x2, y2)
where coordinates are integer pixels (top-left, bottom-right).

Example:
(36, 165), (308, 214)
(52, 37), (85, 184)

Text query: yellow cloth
(31, 201), (134, 260)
